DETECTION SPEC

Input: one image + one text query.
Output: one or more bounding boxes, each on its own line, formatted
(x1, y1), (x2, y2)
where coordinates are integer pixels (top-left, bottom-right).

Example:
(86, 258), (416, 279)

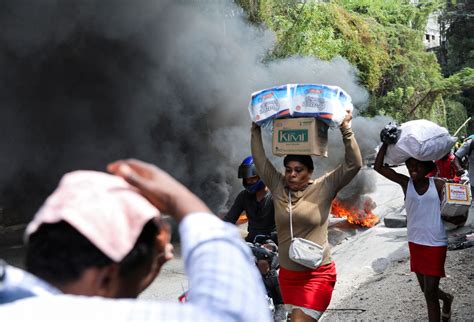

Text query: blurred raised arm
(250, 123), (282, 190)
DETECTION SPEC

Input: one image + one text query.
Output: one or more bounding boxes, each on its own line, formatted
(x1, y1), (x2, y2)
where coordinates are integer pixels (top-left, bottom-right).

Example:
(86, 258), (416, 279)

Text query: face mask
(244, 180), (265, 194)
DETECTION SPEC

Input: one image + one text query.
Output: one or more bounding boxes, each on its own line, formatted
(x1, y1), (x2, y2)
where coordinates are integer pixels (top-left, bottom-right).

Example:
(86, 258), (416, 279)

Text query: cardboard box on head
(272, 117), (328, 157)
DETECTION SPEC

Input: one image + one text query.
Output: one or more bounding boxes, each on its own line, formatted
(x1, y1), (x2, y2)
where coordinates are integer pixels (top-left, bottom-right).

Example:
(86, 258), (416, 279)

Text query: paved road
(139, 167), (410, 302)
(139, 245), (188, 301)
(328, 167), (474, 309)
(1, 166), (472, 306)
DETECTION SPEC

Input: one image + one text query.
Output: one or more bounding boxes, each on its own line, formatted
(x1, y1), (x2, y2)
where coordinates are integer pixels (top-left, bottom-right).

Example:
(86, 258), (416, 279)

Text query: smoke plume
(0, 0), (391, 222)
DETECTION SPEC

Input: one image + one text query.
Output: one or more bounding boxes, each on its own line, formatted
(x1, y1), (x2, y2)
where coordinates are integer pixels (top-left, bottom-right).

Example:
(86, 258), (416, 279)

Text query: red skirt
(408, 242), (447, 277)
(279, 262), (337, 312)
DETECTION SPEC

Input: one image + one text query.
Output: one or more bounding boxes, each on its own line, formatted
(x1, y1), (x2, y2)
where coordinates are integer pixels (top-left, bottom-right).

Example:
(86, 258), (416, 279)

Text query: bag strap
(288, 190), (294, 240)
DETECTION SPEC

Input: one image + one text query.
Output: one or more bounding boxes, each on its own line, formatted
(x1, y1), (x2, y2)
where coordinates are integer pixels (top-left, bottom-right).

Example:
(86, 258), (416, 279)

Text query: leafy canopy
(236, 0), (473, 134)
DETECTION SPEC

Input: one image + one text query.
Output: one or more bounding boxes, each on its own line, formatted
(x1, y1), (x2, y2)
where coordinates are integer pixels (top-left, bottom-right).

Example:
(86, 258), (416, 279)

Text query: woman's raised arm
(250, 122), (282, 190)
(374, 143), (408, 190)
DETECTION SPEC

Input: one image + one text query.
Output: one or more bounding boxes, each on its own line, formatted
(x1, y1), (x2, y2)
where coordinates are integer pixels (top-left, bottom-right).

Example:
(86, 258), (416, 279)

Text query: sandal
(441, 294), (454, 321)
(442, 311), (451, 321)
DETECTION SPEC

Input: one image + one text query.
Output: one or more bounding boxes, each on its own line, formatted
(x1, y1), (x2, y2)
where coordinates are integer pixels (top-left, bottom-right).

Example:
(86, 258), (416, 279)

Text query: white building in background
(411, 0), (441, 49)
(423, 12), (441, 49)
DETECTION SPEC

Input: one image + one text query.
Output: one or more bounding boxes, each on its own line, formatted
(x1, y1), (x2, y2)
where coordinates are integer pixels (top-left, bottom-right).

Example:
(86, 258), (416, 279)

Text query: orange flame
(236, 212), (248, 225)
(331, 197), (380, 228)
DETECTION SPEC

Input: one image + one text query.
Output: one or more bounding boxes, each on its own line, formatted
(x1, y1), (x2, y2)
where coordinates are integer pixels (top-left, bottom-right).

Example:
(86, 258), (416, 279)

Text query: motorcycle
(179, 234), (288, 321)
(247, 235), (287, 322)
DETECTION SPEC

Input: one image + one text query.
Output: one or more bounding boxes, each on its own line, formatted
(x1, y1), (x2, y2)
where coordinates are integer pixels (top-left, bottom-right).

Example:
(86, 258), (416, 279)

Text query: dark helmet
(238, 156), (258, 179)
(238, 156), (264, 193)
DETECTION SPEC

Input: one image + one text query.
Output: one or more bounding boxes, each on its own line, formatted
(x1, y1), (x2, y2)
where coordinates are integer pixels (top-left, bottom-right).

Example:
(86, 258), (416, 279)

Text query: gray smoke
(0, 0), (391, 221)
(326, 115), (393, 201)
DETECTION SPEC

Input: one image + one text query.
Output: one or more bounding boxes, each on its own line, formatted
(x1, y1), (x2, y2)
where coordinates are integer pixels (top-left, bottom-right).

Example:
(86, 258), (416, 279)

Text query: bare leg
(291, 308), (318, 322)
(415, 273), (425, 292)
(439, 288), (454, 321)
(417, 273), (453, 321)
(422, 274), (441, 322)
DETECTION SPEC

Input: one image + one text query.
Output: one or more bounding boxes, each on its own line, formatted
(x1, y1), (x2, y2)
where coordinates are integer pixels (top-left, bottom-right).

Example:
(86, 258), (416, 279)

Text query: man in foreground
(0, 159), (271, 322)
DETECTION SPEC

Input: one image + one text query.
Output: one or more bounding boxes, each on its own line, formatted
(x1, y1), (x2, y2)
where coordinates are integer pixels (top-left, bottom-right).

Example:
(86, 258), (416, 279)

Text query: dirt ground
(322, 246), (474, 321)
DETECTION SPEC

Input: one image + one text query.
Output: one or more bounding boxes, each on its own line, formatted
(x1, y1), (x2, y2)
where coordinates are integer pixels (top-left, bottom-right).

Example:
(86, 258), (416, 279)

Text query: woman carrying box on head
(250, 110), (362, 322)
(374, 143), (454, 322)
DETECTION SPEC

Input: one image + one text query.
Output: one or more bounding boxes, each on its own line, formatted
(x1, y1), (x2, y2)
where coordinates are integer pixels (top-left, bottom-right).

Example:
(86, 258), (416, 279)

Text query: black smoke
(0, 0), (389, 223)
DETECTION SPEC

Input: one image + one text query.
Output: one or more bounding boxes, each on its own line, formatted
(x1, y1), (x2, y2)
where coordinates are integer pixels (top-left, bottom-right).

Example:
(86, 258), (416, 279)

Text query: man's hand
(340, 109), (353, 130)
(107, 159), (211, 222)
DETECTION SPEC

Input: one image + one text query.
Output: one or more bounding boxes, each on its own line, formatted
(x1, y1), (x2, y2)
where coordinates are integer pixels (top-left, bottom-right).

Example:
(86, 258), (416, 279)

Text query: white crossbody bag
(288, 190), (324, 269)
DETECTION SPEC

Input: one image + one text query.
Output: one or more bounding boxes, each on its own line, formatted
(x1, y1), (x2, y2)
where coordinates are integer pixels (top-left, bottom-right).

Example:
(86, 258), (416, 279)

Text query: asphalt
(1, 166), (472, 305)
(328, 167), (474, 310)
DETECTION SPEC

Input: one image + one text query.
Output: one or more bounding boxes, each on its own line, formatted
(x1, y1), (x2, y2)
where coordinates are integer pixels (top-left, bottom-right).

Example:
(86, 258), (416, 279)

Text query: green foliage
(438, 1), (474, 133)
(444, 98), (468, 137)
(439, 2), (474, 75)
(234, 0), (263, 24)
(439, 67), (474, 93)
(236, 0), (471, 133)
(258, 2), (390, 91)
(336, 0), (440, 30)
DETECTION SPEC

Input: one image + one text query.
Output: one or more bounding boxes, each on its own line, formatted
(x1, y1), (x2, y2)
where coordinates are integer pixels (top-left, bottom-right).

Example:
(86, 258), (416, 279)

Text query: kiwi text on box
(272, 117), (328, 157)
(278, 129), (308, 143)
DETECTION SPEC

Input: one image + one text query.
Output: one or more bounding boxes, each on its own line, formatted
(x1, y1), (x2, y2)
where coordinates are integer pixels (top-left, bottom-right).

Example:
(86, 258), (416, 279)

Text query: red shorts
(408, 242), (447, 277)
(279, 262), (337, 312)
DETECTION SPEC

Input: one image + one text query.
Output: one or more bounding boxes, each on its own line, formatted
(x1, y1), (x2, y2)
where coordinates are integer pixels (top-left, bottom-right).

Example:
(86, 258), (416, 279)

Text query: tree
(439, 0), (474, 134)
(236, 0), (473, 134)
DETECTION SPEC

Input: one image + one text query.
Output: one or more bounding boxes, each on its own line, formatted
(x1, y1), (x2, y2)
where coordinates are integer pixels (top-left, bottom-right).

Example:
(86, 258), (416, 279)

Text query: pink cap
(25, 170), (159, 262)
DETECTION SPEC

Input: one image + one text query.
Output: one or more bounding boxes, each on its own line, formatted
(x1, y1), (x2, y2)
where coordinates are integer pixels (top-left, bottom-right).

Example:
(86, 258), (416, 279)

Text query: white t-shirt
(405, 178), (447, 246)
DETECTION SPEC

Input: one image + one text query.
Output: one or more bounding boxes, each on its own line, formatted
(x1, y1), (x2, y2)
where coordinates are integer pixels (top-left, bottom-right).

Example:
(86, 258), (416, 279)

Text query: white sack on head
(384, 120), (456, 165)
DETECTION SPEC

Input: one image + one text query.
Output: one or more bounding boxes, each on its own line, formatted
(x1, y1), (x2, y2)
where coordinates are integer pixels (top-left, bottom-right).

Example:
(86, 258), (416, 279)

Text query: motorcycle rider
(224, 156), (277, 244)
(224, 156), (285, 320)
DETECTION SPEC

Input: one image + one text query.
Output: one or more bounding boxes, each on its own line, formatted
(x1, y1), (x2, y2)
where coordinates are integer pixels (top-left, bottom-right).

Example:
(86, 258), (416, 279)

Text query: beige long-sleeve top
(251, 125), (362, 271)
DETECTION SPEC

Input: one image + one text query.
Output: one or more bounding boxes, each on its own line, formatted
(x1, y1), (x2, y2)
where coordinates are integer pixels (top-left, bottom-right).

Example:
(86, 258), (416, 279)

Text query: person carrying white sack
(251, 110), (362, 322)
(374, 142), (454, 322)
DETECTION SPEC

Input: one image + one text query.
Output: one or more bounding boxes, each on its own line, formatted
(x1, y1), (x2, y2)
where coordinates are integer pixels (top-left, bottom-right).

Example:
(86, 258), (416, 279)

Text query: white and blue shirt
(0, 213), (271, 322)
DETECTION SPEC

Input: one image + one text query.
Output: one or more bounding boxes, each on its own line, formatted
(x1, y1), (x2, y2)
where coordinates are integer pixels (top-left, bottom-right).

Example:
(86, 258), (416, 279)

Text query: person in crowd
(224, 156), (277, 243)
(0, 159), (271, 322)
(223, 156), (285, 320)
(427, 152), (461, 182)
(454, 135), (473, 199)
(251, 110), (362, 321)
(374, 144), (454, 322)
